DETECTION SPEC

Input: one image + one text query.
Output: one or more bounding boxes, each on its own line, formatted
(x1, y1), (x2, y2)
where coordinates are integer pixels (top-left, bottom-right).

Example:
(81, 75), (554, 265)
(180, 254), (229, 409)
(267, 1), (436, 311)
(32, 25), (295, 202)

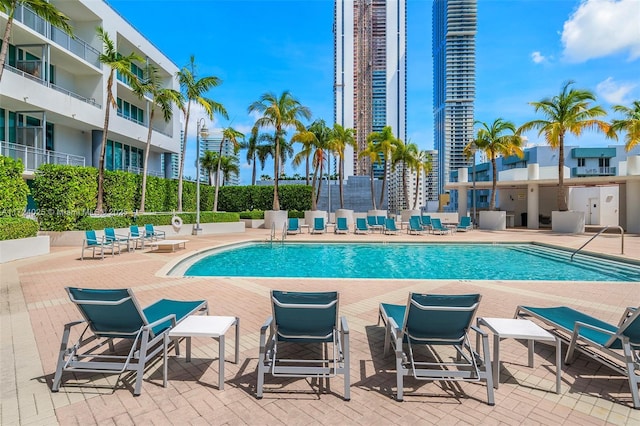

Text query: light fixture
(193, 119), (209, 235)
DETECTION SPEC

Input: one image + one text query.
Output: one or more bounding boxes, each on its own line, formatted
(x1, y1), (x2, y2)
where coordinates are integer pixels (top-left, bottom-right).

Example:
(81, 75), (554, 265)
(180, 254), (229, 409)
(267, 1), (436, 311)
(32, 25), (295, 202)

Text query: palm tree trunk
(316, 159), (324, 206)
(379, 160), (387, 209)
(412, 167), (421, 209)
(0, 13), (15, 83)
(96, 71), (115, 214)
(213, 141), (224, 211)
(339, 156), (345, 209)
(251, 153), (257, 185)
(370, 167), (377, 210)
(273, 131), (280, 211)
(139, 108), (155, 213)
(558, 135), (567, 211)
(311, 165), (320, 210)
(402, 164), (409, 211)
(490, 156), (497, 211)
(305, 155), (310, 185)
(177, 102), (192, 212)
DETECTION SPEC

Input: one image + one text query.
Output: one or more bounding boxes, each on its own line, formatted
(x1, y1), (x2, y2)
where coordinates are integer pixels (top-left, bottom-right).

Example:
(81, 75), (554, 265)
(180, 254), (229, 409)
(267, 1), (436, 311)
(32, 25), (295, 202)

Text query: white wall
(569, 186), (619, 226)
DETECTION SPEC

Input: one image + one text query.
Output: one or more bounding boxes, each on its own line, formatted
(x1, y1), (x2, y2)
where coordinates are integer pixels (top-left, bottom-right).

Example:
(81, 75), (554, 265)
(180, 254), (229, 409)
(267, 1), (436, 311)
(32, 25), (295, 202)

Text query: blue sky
(108, 0), (640, 184)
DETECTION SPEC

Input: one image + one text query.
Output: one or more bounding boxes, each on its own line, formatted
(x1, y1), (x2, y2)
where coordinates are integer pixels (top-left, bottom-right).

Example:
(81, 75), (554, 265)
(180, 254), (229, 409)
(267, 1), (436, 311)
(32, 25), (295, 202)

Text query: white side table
(477, 317), (561, 394)
(165, 316), (239, 390)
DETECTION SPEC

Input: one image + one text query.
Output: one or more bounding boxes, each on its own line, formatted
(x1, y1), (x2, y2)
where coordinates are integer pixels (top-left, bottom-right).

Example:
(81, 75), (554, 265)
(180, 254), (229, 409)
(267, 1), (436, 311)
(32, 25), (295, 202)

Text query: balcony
(123, 165), (164, 178)
(11, 4), (101, 68)
(5, 64), (101, 108)
(0, 141), (85, 172)
(572, 166), (616, 177)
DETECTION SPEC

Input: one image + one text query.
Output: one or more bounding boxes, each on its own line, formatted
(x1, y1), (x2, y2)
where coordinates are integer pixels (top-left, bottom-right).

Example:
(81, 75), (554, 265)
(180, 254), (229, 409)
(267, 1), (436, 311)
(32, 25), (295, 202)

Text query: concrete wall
(570, 186), (619, 226)
(0, 236), (50, 263)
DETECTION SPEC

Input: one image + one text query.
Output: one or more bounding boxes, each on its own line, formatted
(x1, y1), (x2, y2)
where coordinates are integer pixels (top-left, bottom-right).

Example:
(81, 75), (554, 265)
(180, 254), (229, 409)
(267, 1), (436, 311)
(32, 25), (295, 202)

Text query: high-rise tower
(334, 0), (406, 179)
(433, 0), (476, 196)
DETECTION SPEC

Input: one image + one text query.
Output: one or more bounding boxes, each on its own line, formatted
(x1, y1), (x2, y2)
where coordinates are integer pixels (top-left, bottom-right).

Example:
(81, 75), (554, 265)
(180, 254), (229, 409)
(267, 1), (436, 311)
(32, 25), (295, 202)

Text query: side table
(476, 317), (561, 393)
(165, 315), (239, 390)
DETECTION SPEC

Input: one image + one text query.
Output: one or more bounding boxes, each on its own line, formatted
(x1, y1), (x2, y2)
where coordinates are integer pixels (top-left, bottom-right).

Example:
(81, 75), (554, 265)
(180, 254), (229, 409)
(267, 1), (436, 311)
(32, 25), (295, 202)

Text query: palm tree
(214, 127), (244, 211)
(95, 27), (143, 214)
(328, 124), (356, 209)
(292, 119), (332, 210)
(219, 156), (240, 186)
(0, 0), (73, 82)
(240, 126), (260, 185)
(200, 150), (219, 186)
(465, 119), (523, 211)
(608, 100), (640, 151)
(367, 126), (397, 209)
(358, 140), (382, 210)
(248, 91), (311, 211)
(412, 150), (432, 210)
(391, 138), (415, 212)
(519, 81), (610, 211)
(131, 63), (183, 213)
(176, 55), (227, 212)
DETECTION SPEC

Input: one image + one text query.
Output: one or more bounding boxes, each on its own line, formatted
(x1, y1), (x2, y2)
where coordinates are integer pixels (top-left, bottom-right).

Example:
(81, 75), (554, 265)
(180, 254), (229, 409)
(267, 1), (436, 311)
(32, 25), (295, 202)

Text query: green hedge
(104, 170), (138, 212)
(73, 212), (239, 231)
(0, 217), (39, 240)
(217, 185), (312, 212)
(288, 210), (305, 218)
(0, 156), (30, 217)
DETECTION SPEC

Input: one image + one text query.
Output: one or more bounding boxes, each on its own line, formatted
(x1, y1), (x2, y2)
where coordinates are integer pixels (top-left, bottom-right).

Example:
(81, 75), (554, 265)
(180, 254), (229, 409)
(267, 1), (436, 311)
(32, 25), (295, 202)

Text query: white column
(626, 156), (640, 233)
(527, 164), (539, 229)
(457, 168), (468, 218)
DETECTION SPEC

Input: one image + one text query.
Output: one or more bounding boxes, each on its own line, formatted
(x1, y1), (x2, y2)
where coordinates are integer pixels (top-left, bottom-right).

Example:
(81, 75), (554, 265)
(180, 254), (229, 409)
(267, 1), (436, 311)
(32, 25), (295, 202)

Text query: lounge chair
(355, 217), (369, 234)
(335, 217), (349, 234)
(144, 223), (166, 241)
(52, 287), (207, 395)
(515, 305), (640, 408)
(105, 227), (133, 252)
(457, 216), (473, 232)
(287, 218), (301, 234)
(378, 293), (494, 404)
(376, 215), (386, 230)
(257, 290), (350, 400)
(384, 218), (399, 235)
(311, 217), (326, 234)
(421, 215), (432, 232)
(367, 215), (382, 233)
(430, 218), (451, 235)
(407, 216), (424, 235)
(129, 225), (151, 249)
(81, 230), (119, 260)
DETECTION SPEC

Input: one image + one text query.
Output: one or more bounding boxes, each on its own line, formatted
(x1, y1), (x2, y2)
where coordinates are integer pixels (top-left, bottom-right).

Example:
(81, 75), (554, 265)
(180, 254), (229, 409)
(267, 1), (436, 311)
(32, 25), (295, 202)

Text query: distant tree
(200, 150), (219, 186)
(328, 124), (356, 209)
(292, 119), (331, 210)
(412, 150), (432, 210)
(214, 127), (244, 211)
(219, 156), (240, 186)
(367, 126), (398, 209)
(608, 100), (640, 151)
(519, 81), (610, 211)
(358, 140), (382, 210)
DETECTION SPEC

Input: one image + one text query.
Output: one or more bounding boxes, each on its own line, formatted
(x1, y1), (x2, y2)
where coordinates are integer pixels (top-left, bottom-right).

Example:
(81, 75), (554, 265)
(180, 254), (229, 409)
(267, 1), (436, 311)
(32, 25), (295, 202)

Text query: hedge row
(0, 217), (39, 240)
(0, 156), (30, 217)
(73, 212), (240, 231)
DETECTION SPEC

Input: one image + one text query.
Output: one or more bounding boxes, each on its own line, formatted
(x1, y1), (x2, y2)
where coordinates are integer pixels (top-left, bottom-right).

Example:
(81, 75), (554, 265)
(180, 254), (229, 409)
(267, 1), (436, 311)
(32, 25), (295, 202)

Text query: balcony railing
(573, 166), (616, 177)
(124, 165), (164, 178)
(0, 141), (85, 171)
(5, 64), (101, 108)
(13, 4), (101, 68)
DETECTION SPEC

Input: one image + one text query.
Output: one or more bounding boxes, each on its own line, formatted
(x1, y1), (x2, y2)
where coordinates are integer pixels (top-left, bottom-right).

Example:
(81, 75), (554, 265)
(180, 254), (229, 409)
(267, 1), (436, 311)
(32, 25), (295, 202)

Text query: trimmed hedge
(73, 212), (240, 231)
(218, 185), (312, 212)
(0, 217), (39, 240)
(0, 156), (30, 217)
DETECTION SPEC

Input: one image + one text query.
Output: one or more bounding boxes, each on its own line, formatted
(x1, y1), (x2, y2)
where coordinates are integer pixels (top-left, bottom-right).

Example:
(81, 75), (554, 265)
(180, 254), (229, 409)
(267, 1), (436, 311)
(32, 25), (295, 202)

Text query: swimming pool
(179, 242), (640, 282)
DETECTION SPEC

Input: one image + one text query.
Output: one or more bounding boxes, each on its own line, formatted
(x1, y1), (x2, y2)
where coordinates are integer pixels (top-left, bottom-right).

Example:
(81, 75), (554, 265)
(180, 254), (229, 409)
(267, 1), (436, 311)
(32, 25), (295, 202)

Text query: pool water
(182, 242), (640, 282)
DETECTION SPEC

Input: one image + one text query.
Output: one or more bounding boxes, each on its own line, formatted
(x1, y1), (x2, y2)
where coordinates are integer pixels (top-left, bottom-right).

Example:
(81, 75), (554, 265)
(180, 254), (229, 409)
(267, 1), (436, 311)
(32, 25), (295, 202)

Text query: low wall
(0, 236), (50, 263)
(42, 222), (245, 247)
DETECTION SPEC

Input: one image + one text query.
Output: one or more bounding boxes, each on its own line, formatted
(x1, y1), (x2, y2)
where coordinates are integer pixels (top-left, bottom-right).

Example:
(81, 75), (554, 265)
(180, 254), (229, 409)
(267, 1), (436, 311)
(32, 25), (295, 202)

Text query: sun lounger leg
(341, 317), (351, 401)
(623, 340), (640, 409)
(256, 318), (271, 399)
(52, 323), (74, 392)
(395, 337), (404, 401)
(134, 330), (151, 396)
(480, 331), (495, 405)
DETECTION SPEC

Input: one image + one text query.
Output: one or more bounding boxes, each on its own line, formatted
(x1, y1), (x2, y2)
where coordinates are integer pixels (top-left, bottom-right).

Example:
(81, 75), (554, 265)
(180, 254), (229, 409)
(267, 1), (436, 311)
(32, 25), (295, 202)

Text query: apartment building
(200, 131), (240, 186)
(0, 0), (181, 183)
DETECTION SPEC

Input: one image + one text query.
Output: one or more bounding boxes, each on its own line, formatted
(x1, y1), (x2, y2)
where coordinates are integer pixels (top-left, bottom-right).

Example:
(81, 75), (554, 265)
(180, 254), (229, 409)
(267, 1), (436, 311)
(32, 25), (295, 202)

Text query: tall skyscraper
(432, 0), (477, 196)
(334, 0), (406, 179)
(200, 132), (240, 186)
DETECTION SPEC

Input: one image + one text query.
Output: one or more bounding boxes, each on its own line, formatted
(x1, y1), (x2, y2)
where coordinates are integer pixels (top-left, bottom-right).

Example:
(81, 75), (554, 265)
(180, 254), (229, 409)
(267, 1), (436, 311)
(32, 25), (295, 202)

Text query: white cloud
(561, 0), (640, 62)
(595, 77), (637, 103)
(531, 51), (546, 64)
(178, 103), (221, 138)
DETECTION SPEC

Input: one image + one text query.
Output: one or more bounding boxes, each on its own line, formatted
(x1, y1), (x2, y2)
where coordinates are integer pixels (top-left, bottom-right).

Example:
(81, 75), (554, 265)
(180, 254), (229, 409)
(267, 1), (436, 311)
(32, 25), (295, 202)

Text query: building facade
(200, 131), (240, 186)
(432, 0), (477, 196)
(0, 0), (181, 182)
(334, 0), (406, 179)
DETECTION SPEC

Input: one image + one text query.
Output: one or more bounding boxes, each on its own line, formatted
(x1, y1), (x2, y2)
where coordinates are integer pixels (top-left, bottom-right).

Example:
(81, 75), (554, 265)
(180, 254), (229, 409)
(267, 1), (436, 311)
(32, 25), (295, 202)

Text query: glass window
(114, 142), (123, 170)
(46, 123), (54, 151)
(106, 140), (113, 171)
(577, 158), (585, 167)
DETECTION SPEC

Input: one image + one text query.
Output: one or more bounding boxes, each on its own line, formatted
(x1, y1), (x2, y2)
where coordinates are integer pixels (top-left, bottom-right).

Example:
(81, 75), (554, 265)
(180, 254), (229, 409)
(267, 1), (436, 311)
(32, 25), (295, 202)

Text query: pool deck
(1, 227), (639, 425)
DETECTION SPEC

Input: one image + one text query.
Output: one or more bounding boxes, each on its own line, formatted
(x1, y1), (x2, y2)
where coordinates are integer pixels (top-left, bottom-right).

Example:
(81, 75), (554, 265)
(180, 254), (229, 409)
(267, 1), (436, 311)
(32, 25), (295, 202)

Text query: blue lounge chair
(311, 217), (326, 234)
(144, 223), (166, 241)
(430, 218), (451, 235)
(457, 216), (473, 232)
(355, 217), (369, 234)
(367, 215), (382, 233)
(129, 225), (151, 249)
(408, 216), (424, 235)
(384, 218), (399, 235)
(516, 305), (640, 408)
(335, 217), (349, 234)
(81, 230), (119, 260)
(52, 287), (207, 395)
(105, 227), (133, 252)
(378, 293), (494, 404)
(376, 215), (386, 230)
(287, 218), (301, 234)
(257, 290), (350, 400)
(421, 215), (432, 231)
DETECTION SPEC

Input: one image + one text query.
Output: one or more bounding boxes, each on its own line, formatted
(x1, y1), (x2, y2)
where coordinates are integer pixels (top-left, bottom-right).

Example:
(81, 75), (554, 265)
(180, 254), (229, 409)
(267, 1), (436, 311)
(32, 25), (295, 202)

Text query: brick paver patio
(1, 227), (639, 425)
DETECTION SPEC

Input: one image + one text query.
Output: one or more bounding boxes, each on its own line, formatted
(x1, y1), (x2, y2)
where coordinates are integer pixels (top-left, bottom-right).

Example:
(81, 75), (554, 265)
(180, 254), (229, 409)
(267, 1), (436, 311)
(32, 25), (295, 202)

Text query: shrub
(104, 170), (137, 212)
(0, 156), (30, 217)
(279, 185), (312, 211)
(288, 210), (305, 218)
(0, 217), (39, 240)
(74, 215), (133, 231)
(239, 210), (264, 219)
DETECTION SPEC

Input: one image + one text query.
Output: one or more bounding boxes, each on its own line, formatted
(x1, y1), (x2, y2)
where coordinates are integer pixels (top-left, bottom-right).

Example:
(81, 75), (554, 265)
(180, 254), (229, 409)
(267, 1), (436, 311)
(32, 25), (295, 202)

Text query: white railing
(574, 166), (616, 176)
(124, 165), (164, 178)
(0, 141), (85, 171)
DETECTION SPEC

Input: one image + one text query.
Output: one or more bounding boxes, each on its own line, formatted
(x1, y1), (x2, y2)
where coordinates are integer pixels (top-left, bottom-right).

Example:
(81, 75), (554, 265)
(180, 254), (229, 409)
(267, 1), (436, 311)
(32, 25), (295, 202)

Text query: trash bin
(521, 212), (527, 227)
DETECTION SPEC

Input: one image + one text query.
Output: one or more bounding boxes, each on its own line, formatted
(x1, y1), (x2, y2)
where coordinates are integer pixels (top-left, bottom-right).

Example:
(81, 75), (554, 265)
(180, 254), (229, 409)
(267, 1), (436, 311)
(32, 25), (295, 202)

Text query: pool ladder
(268, 222), (287, 243)
(570, 225), (624, 261)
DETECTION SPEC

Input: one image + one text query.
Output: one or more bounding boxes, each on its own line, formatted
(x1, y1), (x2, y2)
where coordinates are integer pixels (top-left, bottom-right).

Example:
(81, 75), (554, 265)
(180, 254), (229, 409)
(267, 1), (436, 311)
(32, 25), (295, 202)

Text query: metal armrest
(573, 321), (616, 339)
(143, 314), (177, 331)
(470, 324), (488, 337)
(340, 316), (349, 335)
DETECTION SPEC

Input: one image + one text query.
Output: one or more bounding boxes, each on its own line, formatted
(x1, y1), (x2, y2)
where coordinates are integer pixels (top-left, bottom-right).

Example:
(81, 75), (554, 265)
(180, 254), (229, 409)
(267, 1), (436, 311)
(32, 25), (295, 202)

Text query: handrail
(571, 225), (624, 261)
(281, 223), (287, 242)
(270, 222), (276, 242)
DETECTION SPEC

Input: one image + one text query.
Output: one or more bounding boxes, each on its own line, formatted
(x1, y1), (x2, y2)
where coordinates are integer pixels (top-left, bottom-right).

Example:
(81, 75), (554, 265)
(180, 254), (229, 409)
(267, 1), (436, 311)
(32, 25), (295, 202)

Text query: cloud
(179, 103), (222, 138)
(561, 0), (640, 62)
(531, 51), (546, 64)
(595, 77), (637, 104)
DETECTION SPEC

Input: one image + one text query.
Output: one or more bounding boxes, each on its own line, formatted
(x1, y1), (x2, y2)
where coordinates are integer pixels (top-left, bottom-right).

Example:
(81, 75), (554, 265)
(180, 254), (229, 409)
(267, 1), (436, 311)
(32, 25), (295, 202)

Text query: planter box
(479, 211), (506, 230)
(400, 209), (421, 222)
(0, 235), (50, 263)
(552, 211), (585, 234)
(335, 209), (354, 226)
(241, 218), (265, 229)
(264, 210), (288, 231)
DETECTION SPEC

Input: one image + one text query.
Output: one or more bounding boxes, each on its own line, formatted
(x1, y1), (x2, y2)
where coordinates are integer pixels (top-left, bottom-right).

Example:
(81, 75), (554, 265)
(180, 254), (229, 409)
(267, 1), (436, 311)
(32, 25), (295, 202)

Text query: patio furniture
(149, 239), (188, 252)
(81, 230), (119, 260)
